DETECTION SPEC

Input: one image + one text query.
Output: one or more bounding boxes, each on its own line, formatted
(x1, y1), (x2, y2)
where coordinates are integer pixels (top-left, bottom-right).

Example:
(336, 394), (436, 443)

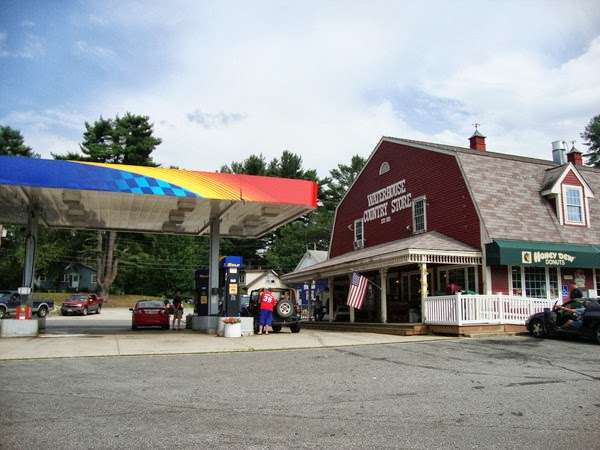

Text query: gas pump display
(220, 256), (243, 316)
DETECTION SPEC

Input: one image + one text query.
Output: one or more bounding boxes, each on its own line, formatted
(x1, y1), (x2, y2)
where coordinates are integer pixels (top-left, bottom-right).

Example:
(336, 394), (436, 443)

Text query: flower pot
(223, 322), (242, 338)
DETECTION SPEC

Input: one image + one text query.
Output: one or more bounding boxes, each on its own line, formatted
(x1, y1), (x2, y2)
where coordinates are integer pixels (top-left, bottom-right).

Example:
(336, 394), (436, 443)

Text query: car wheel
(132, 324), (138, 330)
(593, 325), (600, 345)
(37, 306), (48, 318)
(529, 319), (546, 338)
(96, 305), (102, 314)
(162, 324), (169, 330)
(61, 310), (67, 316)
(82, 307), (88, 316)
(276, 299), (294, 319)
(0, 307), (6, 319)
(272, 325), (282, 333)
(289, 323), (300, 333)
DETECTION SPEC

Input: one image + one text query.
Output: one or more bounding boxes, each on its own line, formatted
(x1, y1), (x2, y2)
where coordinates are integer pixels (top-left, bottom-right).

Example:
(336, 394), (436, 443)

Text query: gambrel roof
(385, 137), (600, 244)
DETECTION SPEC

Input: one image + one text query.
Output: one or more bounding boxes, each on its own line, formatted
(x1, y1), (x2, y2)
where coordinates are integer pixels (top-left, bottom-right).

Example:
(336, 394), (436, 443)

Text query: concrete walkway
(0, 307), (457, 360)
(0, 329), (456, 361)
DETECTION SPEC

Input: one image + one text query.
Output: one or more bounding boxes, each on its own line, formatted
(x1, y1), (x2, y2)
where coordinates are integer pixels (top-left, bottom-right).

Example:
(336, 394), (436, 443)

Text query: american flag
(347, 272), (368, 310)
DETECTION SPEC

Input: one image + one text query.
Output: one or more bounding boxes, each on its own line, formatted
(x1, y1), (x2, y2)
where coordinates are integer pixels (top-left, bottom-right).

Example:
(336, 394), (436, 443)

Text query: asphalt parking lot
(1, 334), (599, 449)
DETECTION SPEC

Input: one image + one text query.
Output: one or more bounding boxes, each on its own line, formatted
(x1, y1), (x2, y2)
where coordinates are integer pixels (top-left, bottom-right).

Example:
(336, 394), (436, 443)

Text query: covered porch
(282, 231), (483, 325)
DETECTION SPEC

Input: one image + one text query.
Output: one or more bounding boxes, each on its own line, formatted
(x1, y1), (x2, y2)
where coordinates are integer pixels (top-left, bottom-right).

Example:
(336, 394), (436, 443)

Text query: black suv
(244, 288), (301, 333)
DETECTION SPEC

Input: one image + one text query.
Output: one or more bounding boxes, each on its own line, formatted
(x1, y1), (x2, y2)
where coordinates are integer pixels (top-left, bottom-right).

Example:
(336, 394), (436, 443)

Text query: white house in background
(293, 250), (328, 272)
(241, 269), (288, 293)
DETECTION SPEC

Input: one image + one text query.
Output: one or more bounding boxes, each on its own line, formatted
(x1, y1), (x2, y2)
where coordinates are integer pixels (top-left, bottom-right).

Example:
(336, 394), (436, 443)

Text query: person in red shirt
(257, 288), (277, 335)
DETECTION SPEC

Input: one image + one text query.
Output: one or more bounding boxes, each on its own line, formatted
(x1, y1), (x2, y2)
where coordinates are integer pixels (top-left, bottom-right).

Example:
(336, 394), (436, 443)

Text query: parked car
(130, 300), (170, 330)
(60, 293), (103, 316)
(0, 290), (54, 319)
(245, 288), (301, 333)
(527, 298), (600, 344)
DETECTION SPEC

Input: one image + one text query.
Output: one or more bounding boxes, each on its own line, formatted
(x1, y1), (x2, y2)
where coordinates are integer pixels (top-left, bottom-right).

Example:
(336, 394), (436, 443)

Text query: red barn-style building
(283, 133), (600, 330)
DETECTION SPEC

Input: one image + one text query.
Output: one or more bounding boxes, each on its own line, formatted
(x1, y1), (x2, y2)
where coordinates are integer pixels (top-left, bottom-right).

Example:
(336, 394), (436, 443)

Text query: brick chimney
(469, 127), (486, 152)
(567, 143), (583, 166)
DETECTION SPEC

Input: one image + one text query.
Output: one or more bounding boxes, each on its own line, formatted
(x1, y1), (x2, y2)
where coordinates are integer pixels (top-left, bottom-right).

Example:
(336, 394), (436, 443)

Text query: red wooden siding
(562, 170), (583, 187)
(490, 266), (508, 294)
(330, 141), (481, 257)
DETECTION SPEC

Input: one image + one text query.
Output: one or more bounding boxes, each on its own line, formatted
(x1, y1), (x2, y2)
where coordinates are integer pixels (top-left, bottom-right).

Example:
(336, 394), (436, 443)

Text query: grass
(36, 293), (163, 308)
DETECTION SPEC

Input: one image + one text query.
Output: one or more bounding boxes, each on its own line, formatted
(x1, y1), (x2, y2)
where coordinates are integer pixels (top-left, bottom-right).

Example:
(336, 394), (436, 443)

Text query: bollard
(25, 305), (31, 320)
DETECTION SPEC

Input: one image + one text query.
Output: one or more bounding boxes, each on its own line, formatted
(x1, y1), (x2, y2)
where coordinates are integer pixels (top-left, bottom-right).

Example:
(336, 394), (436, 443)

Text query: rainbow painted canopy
(0, 156), (317, 237)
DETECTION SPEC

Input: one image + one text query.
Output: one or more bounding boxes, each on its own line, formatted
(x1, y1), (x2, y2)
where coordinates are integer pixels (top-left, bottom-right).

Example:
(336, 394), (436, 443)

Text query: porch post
(328, 277), (334, 323)
(208, 218), (220, 316)
(348, 273), (355, 323)
(419, 262), (428, 323)
(380, 268), (388, 323)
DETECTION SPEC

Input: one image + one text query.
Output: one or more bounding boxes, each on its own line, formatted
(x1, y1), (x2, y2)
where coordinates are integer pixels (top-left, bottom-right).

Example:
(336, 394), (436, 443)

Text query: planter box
(0, 319), (39, 337)
(223, 322), (242, 338)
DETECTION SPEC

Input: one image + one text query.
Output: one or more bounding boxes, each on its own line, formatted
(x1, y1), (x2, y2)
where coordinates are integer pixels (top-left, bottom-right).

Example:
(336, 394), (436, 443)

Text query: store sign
(521, 251), (576, 266)
(363, 179), (412, 224)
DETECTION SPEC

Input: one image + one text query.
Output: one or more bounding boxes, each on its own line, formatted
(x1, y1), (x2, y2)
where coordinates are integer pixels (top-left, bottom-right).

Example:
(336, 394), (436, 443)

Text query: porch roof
(281, 231), (481, 282)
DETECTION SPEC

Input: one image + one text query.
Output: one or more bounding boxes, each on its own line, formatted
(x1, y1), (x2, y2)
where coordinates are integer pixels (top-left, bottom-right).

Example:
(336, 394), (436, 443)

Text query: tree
(582, 114), (600, 167)
(0, 126), (39, 157)
(55, 113), (162, 165)
(321, 155), (366, 211)
(54, 113), (162, 300)
(221, 154), (268, 175)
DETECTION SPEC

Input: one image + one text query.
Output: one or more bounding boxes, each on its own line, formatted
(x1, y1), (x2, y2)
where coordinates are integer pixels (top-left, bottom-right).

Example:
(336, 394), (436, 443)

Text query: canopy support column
(22, 208), (39, 306)
(208, 218), (220, 316)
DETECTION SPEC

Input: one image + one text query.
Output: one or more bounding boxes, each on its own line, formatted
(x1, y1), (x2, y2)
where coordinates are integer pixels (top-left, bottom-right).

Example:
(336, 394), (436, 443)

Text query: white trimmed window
(509, 266), (560, 299)
(412, 196), (426, 234)
(563, 185), (584, 225)
(438, 266), (479, 293)
(90, 273), (97, 285)
(354, 219), (364, 245)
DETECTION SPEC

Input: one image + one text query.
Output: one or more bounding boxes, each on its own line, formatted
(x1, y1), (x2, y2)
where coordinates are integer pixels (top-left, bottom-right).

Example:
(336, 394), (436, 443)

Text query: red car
(130, 300), (170, 330)
(60, 293), (103, 315)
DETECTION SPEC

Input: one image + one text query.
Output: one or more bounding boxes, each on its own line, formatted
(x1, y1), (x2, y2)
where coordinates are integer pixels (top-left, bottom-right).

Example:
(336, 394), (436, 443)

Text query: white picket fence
(424, 294), (557, 326)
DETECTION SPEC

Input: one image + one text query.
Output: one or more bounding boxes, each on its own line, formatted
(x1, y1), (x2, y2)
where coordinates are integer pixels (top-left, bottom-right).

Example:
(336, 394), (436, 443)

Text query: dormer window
(540, 164), (593, 228)
(564, 185), (584, 224)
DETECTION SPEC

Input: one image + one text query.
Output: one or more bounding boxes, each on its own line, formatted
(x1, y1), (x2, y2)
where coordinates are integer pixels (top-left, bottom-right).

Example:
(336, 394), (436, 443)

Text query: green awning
(486, 240), (600, 268)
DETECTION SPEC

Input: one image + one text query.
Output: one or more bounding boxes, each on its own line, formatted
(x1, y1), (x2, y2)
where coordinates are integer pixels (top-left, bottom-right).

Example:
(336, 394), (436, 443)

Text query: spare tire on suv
(276, 298), (294, 319)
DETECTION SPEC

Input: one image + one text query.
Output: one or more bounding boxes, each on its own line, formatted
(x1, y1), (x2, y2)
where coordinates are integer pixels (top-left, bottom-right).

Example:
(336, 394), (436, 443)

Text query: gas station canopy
(0, 156), (317, 237)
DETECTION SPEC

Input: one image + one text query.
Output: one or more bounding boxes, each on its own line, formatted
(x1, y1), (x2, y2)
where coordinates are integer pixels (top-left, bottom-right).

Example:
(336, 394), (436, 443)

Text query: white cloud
(74, 40), (115, 59)
(187, 110), (247, 129)
(14, 1), (600, 173)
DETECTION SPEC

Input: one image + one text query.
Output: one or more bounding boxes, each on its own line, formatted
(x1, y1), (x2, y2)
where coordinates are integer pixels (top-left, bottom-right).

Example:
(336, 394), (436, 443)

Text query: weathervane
(473, 123), (480, 131)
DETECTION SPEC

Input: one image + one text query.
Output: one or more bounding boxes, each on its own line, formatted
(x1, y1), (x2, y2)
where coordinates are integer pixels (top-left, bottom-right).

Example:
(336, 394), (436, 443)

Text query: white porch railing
(424, 294), (557, 326)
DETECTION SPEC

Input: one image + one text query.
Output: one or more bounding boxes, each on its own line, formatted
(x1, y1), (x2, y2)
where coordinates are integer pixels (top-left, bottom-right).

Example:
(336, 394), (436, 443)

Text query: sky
(1, 0), (600, 176)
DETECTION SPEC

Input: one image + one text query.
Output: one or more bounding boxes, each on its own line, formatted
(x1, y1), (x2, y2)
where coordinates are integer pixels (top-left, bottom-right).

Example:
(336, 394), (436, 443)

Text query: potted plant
(222, 317), (242, 338)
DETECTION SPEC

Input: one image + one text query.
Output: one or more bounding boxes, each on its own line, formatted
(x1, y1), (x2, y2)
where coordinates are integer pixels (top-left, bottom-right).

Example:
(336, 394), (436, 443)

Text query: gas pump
(194, 268), (209, 315)
(220, 256), (243, 316)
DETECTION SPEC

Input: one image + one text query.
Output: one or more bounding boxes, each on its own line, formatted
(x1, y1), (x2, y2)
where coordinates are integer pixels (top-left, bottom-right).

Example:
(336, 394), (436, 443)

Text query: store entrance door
(400, 271), (431, 323)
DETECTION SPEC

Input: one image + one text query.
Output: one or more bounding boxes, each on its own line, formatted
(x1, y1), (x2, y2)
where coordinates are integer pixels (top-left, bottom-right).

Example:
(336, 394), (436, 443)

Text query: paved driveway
(1, 336), (598, 449)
